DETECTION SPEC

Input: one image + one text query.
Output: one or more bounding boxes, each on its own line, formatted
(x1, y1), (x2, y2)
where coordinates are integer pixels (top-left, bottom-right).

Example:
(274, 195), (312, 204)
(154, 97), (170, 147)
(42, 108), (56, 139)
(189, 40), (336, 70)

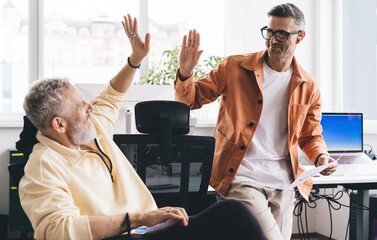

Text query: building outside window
(0, 0), (28, 113)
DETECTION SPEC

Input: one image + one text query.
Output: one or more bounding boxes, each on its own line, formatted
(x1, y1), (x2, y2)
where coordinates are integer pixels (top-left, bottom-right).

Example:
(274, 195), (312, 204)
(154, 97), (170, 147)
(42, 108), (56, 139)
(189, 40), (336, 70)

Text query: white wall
(224, 0), (317, 75)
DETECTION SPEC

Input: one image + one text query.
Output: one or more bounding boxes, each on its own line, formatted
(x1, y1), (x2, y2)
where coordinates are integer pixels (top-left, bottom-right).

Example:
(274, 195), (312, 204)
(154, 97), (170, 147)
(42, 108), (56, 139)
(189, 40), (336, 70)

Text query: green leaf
(134, 45), (223, 85)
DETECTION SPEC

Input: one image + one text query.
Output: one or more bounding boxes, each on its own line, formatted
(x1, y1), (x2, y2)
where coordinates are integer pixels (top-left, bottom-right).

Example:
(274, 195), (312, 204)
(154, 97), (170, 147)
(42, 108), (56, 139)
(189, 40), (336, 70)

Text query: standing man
(175, 3), (337, 239)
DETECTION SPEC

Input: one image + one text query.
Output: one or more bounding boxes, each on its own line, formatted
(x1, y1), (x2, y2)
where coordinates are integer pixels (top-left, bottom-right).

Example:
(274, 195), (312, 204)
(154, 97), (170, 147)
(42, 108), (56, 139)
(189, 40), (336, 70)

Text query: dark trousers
(145, 199), (267, 240)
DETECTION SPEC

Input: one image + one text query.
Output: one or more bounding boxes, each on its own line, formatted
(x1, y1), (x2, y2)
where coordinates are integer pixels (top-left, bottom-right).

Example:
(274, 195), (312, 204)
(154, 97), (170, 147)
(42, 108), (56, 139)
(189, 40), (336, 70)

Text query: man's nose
(270, 34), (279, 44)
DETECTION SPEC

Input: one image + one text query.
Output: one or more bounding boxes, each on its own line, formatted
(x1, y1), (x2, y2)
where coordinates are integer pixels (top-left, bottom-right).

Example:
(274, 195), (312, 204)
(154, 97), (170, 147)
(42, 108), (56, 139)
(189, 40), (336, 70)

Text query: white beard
(68, 120), (96, 146)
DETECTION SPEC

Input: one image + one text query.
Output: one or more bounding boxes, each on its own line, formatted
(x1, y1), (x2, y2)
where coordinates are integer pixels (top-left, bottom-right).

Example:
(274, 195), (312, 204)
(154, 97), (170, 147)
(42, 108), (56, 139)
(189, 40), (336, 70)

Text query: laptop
(320, 113), (377, 176)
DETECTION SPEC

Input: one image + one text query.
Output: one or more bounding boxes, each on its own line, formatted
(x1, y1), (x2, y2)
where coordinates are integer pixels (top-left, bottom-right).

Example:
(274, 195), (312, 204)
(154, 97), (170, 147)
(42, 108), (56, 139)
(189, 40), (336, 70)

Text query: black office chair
(114, 101), (215, 215)
(8, 162), (26, 187)
(9, 115), (38, 186)
(6, 116), (36, 238)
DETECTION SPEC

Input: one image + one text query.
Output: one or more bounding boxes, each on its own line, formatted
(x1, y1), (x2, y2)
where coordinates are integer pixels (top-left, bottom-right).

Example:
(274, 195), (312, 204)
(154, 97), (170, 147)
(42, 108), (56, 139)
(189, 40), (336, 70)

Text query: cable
(344, 189), (353, 240)
(363, 143), (373, 153)
(305, 204), (309, 239)
(294, 186), (377, 240)
(363, 143), (376, 159)
(327, 200), (333, 239)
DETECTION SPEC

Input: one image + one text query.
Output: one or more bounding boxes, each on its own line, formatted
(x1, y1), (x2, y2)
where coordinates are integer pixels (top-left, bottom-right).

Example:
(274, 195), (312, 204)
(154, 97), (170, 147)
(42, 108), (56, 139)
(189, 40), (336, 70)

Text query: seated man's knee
(216, 199), (250, 216)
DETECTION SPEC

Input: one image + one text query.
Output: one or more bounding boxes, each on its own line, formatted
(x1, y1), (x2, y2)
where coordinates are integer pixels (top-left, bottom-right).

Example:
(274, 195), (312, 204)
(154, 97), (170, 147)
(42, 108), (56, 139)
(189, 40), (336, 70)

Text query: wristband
(314, 153), (328, 167)
(128, 57), (141, 69)
(123, 212), (131, 236)
(178, 69), (193, 81)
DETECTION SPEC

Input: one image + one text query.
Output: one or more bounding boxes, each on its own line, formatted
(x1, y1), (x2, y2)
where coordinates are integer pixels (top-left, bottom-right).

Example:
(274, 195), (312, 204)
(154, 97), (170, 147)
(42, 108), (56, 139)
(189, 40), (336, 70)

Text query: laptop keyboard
(331, 153), (373, 164)
(329, 153), (377, 176)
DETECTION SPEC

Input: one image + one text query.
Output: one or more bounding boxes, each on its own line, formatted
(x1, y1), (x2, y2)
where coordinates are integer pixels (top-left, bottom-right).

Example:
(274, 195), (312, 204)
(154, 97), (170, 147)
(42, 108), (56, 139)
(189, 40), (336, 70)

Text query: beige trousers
(223, 181), (295, 240)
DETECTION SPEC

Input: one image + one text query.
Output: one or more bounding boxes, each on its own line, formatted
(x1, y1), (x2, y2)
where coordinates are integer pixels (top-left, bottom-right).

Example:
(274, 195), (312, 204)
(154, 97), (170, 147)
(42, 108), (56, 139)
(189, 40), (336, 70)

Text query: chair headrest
(16, 116), (39, 161)
(135, 101), (190, 135)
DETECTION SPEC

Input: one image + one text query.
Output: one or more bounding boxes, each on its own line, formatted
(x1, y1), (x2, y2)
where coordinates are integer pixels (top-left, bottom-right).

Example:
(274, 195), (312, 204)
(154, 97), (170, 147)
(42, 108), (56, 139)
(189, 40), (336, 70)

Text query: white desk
(311, 173), (377, 240)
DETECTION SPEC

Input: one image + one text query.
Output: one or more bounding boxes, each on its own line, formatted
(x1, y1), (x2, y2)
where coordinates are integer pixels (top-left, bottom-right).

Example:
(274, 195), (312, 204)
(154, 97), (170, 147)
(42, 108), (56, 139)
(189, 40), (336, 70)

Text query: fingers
(122, 16), (130, 37)
(191, 30), (197, 47)
(144, 33), (151, 52)
(175, 208), (189, 226)
(127, 14), (133, 34)
(188, 30), (192, 47)
(319, 156), (338, 176)
(321, 166), (337, 175)
(182, 35), (187, 49)
(196, 50), (204, 59)
(194, 31), (200, 51)
(183, 29), (200, 48)
(165, 207), (188, 226)
(122, 14), (139, 37)
(133, 17), (138, 34)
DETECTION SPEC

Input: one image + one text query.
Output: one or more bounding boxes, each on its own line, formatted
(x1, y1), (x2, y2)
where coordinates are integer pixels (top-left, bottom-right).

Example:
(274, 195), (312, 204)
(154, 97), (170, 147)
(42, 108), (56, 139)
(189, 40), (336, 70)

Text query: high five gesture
(122, 14), (151, 67)
(179, 29), (204, 80)
(111, 14), (151, 93)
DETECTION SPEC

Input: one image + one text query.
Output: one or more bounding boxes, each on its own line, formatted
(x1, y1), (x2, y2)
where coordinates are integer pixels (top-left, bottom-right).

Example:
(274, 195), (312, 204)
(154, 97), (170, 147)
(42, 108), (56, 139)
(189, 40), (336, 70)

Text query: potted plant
(135, 45), (223, 133)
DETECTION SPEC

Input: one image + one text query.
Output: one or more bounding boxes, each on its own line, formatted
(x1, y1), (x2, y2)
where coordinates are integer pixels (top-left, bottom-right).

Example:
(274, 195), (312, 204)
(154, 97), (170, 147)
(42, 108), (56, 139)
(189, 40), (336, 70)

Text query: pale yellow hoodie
(19, 84), (157, 240)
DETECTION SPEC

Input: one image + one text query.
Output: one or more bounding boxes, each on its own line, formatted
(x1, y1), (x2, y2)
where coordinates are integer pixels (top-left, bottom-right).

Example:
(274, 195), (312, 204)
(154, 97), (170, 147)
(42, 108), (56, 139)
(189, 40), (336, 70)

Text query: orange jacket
(174, 50), (328, 201)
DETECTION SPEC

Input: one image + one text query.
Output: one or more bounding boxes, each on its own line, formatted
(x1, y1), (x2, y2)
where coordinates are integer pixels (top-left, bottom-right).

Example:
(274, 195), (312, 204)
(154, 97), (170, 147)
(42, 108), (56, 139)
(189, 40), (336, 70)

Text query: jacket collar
(240, 50), (308, 83)
(36, 131), (101, 164)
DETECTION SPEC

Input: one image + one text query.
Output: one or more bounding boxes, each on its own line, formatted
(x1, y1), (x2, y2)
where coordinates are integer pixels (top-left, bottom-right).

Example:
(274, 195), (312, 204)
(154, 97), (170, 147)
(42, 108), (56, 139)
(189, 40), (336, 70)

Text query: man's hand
(179, 29), (204, 79)
(317, 155), (338, 176)
(122, 14), (150, 66)
(89, 206), (188, 240)
(139, 206), (189, 227)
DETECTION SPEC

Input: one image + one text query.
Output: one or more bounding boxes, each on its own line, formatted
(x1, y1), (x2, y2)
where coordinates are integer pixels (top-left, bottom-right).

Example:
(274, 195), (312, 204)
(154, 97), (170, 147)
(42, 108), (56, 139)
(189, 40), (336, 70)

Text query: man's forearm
(89, 213), (142, 240)
(109, 55), (140, 93)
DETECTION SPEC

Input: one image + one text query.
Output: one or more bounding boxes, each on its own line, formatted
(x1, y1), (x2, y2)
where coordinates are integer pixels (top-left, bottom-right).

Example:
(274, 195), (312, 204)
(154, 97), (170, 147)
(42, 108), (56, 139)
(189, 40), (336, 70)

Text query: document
(288, 161), (337, 189)
(130, 219), (180, 236)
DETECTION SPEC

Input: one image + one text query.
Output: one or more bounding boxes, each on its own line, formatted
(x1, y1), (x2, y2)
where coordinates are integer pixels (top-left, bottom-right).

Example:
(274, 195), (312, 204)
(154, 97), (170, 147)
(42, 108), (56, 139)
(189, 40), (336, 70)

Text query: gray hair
(268, 3), (305, 29)
(23, 78), (72, 131)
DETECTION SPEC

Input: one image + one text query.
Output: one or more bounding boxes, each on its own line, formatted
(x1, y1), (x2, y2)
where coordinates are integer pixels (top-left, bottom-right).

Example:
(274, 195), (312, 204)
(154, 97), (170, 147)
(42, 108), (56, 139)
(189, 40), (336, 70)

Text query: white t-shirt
(233, 61), (293, 189)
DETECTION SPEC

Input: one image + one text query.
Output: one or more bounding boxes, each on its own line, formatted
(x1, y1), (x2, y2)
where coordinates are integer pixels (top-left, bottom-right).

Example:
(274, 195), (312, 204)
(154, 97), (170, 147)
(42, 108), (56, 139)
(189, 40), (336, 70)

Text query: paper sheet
(287, 161), (337, 189)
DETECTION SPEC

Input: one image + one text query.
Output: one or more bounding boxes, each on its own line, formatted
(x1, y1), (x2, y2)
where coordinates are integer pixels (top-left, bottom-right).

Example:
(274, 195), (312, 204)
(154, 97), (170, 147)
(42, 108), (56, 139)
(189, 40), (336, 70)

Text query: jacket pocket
(213, 129), (235, 179)
(290, 104), (310, 134)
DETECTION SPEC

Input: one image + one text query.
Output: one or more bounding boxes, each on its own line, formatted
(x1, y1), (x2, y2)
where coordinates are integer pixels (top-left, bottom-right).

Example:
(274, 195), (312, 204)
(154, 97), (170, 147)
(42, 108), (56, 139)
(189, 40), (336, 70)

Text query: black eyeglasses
(260, 26), (302, 42)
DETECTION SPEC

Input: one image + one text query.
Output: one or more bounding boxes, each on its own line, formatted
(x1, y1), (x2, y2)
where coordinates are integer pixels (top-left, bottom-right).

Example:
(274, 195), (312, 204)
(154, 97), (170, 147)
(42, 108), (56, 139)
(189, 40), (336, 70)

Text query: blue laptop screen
(320, 114), (363, 152)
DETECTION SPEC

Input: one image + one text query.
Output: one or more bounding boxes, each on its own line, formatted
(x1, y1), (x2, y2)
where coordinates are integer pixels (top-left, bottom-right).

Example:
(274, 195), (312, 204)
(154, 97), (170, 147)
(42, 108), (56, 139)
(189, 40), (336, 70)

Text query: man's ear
(297, 30), (306, 43)
(51, 116), (67, 134)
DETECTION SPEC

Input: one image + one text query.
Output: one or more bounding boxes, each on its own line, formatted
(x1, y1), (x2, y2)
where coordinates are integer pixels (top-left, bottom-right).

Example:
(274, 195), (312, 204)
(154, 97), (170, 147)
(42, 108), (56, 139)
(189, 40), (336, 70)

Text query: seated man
(19, 14), (266, 240)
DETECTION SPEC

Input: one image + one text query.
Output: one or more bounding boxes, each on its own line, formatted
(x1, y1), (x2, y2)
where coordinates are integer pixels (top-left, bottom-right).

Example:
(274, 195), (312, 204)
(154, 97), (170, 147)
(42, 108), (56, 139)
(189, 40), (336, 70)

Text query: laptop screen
(320, 113), (363, 153)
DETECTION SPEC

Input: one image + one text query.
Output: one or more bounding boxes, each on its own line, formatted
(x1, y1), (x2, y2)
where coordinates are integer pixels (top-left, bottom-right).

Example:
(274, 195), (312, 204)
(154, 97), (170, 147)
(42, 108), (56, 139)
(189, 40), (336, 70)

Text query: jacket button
(249, 122), (254, 127)
(240, 145), (246, 150)
(258, 100), (263, 104)
(229, 168), (234, 173)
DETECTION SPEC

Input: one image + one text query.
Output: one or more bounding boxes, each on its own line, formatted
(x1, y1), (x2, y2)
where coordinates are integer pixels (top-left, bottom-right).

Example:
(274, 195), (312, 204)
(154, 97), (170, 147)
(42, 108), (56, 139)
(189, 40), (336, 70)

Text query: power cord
(294, 187), (377, 240)
(363, 144), (376, 160)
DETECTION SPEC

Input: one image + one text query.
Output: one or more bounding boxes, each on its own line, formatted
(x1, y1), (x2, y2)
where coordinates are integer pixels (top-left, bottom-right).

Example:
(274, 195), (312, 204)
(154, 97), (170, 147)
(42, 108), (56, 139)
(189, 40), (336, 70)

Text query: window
(43, 0), (138, 84)
(1, 0), (226, 125)
(148, 0), (224, 124)
(342, 0), (377, 120)
(0, 0), (28, 113)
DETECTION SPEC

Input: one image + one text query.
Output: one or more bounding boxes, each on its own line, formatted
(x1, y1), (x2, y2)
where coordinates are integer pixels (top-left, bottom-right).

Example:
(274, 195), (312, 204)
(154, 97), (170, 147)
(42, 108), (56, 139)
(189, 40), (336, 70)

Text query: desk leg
(355, 189), (369, 240)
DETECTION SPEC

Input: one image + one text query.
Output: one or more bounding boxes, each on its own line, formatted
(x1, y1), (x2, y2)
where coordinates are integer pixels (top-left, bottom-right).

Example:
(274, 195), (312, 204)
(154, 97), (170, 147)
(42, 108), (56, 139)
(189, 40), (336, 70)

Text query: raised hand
(122, 14), (151, 67)
(139, 207), (189, 227)
(179, 29), (204, 79)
